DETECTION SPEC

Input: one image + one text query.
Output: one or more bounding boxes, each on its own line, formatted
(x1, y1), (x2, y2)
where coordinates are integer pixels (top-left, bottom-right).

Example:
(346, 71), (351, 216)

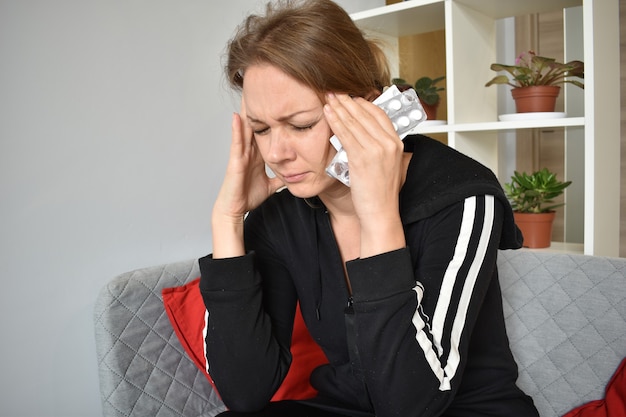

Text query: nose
(264, 130), (296, 164)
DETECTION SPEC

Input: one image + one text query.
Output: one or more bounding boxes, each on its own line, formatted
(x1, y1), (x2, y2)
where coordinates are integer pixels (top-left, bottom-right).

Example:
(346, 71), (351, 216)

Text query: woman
(199, 1), (539, 416)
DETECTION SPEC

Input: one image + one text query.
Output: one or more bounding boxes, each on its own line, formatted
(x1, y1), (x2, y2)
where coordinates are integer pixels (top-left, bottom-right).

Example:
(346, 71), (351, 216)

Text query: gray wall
(0, 0), (381, 415)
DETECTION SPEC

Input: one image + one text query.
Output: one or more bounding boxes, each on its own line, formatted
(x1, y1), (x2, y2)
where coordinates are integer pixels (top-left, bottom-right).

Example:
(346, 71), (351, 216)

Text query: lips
(280, 172), (308, 183)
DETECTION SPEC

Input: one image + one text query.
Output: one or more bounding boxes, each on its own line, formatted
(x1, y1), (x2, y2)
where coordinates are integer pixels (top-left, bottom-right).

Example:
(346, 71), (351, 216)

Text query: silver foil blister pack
(326, 85), (427, 186)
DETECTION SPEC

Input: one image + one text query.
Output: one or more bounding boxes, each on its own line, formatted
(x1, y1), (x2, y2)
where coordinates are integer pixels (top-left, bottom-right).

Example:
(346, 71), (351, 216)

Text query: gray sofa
(94, 250), (626, 417)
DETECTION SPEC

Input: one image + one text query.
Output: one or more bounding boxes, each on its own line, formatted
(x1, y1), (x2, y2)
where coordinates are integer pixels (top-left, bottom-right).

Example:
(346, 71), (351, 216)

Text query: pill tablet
(397, 116), (410, 127)
(409, 109), (423, 120)
(387, 99), (402, 111)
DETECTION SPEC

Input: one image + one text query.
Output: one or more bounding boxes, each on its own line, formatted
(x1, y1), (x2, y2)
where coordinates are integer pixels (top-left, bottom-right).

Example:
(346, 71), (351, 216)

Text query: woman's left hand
(323, 92), (407, 257)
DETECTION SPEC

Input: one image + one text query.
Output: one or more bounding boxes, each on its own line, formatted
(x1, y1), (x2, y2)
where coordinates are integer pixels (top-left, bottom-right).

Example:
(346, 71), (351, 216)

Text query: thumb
(268, 176), (286, 194)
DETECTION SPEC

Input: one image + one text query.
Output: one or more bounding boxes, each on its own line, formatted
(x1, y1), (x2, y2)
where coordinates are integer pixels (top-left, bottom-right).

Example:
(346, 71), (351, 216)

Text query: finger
(267, 176), (285, 194)
(352, 96), (399, 137)
(324, 93), (398, 150)
(239, 95), (253, 137)
(230, 112), (244, 155)
(342, 95), (401, 144)
(238, 96), (255, 152)
(229, 112), (261, 177)
(323, 93), (362, 150)
(331, 93), (398, 142)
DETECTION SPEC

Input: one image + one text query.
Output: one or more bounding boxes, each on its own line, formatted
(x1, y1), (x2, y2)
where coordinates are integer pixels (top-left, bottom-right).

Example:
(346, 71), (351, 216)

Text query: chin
(284, 185), (318, 199)
(282, 179), (326, 199)
(286, 177), (344, 200)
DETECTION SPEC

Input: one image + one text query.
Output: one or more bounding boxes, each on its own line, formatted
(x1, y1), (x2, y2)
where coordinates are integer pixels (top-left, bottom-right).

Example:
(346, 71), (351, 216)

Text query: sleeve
(198, 249), (297, 412)
(346, 195), (504, 417)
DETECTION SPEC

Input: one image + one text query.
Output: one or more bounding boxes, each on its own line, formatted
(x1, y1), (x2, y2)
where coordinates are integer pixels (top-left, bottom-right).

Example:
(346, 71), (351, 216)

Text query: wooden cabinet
(351, 0), (620, 256)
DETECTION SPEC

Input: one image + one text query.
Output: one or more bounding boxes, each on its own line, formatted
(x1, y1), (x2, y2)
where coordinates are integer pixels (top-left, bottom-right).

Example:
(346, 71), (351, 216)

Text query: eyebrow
(247, 109), (320, 124)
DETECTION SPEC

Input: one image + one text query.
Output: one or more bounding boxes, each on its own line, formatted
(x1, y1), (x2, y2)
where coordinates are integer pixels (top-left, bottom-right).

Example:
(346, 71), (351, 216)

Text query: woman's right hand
(212, 103), (284, 258)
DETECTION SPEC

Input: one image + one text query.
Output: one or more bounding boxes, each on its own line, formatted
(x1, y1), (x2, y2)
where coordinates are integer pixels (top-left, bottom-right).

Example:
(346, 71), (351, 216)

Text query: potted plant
(485, 50), (584, 113)
(392, 76), (445, 120)
(504, 168), (572, 248)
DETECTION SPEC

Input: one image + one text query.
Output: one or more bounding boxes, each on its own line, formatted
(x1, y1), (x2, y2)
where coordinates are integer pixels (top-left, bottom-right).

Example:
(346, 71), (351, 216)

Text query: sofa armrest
(94, 259), (226, 417)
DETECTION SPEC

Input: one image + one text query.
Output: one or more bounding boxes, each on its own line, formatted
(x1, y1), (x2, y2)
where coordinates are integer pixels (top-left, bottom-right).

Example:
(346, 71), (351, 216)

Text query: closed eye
(292, 116), (323, 132)
(253, 126), (270, 136)
(292, 124), (314, 132)
(250, 113), (323, 136)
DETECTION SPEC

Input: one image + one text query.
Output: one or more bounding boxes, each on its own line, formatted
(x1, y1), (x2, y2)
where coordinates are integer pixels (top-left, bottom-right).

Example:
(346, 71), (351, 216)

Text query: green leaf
(504, 168), (572, 213)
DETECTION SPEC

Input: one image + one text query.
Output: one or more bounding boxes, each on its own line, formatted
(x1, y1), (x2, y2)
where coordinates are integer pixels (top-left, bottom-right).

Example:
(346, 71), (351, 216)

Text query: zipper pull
(345, 296), (354, 313)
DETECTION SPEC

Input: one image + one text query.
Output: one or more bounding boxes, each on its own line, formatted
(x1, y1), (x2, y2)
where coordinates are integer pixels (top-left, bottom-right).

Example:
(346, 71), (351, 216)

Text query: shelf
(454, 0), (582, 19)
(351, 0), (582, 37)
(453, 117), (585, 132)
(413, 123), (448, 134)
(351, 1), (445, 36)
(412, 117), (584, 135)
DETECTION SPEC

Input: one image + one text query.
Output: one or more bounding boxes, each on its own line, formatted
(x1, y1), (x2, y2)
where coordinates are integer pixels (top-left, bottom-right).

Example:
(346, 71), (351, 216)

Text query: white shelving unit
(351, 0), (621, 256)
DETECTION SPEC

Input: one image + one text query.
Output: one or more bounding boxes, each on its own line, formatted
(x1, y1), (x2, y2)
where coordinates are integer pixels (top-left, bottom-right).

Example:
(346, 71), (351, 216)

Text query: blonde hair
(225, 0), (390, 98)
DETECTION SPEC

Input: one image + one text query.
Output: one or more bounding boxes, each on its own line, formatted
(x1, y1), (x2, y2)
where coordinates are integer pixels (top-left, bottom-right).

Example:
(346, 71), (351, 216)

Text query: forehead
(242, 64), (322, 120)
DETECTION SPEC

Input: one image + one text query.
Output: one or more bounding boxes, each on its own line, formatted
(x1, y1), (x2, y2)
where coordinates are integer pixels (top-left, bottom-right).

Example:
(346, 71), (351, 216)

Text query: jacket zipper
(345, 296), (365, 381)
(324, 211), (365, 381)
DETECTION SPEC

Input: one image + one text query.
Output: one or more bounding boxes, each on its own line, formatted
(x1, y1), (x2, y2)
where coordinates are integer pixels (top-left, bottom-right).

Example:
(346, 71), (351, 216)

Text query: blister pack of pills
(326, 85), (427, 187)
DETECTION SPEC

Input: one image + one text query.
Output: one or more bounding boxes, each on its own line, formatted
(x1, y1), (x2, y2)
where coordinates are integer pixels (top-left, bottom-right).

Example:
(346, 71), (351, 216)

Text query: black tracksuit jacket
(199, 135), (539, 417)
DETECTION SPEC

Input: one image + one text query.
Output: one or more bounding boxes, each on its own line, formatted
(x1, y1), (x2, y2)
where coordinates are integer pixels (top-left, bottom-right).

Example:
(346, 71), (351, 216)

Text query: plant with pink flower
(485, 50), (584, 89)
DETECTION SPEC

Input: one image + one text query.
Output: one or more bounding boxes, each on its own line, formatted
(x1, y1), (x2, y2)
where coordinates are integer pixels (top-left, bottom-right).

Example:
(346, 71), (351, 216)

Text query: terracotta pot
(421, 101), (439, 120)
(513, 211), (556, 248)
(511, 86), (561, 113)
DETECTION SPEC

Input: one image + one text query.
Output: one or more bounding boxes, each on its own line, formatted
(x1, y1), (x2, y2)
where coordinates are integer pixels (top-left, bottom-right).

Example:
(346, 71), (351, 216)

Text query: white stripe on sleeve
(203, 309), (210, 374)
(410, 195), (495, 391)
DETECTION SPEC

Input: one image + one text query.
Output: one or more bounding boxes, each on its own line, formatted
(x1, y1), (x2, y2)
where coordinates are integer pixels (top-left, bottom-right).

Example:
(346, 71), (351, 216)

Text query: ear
(364, 88), (382, 101)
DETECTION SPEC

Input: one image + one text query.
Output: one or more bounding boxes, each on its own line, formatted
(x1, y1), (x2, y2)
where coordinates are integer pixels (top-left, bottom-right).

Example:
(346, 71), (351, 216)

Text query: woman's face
(242, 64), (342, 198)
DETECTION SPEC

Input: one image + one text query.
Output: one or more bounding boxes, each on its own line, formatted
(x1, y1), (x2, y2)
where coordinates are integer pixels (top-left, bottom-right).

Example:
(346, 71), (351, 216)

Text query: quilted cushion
(498, 250), (626, 417)
(94, 259), (226, 417)
(562, 357), (626, 417)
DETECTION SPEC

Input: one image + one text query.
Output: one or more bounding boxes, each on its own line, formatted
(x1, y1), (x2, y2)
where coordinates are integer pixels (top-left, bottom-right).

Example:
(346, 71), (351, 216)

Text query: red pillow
(162, 278), (329, 402)
(562, 357), (626, 417)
